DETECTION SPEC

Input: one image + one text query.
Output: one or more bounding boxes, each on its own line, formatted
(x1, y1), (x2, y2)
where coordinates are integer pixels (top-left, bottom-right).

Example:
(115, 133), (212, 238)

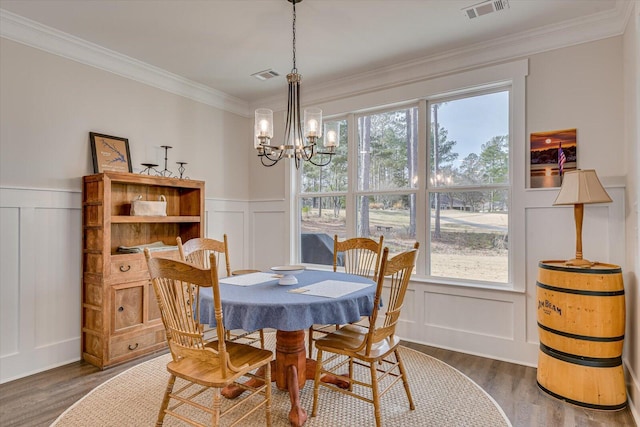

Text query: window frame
(425, 87), (512, 285)
(293, 60), (527, 291)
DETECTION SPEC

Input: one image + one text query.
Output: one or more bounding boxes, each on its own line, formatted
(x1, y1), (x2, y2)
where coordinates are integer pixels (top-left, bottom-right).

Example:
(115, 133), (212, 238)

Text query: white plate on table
(271, 265), (305, 285)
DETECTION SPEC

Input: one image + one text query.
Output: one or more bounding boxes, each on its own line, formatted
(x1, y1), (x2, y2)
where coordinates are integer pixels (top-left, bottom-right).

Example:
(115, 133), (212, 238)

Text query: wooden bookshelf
(81, 172), (204, 368)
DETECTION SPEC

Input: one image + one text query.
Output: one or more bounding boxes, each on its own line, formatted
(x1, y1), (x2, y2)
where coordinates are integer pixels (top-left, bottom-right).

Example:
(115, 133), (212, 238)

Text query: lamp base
(564, 258), (596, 268)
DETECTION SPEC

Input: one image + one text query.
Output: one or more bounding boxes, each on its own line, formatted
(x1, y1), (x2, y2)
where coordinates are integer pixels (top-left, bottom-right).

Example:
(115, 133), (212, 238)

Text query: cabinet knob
(119, 265), (131, 272)
(128, 343), (139, 351)
(118, 306), (124, 312)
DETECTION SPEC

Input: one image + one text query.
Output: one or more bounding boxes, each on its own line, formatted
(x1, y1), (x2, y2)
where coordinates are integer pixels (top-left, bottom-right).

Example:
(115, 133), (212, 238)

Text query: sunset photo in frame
(90, 132), (132, 173)
(530, 128), (577, 188)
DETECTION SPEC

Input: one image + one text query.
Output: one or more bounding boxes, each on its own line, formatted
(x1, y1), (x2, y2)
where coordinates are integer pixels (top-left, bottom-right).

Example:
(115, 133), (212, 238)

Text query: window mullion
(415, 99), (428, 276)
(346, 113), (357, 236)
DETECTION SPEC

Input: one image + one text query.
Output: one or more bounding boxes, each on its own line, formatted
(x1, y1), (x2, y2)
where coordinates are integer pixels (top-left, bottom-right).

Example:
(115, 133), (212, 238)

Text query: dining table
(198, 269), (377, 427)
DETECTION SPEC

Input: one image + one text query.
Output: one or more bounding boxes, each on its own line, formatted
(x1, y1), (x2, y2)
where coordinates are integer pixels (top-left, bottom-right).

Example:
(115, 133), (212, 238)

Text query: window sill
(409, 274), (525, 294)
(303, 264), (526, 294)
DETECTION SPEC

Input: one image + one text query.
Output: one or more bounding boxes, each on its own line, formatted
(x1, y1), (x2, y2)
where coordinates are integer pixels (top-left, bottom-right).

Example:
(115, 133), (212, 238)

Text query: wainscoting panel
(399, 282), (534, 365)
(424, 292), (515, 339)
(0, 189), (254, 384)
(0, 207), (20, 357)
(33, 207), (82, 345)
(0, 188), (82, 384)
(0, 185), (626, 382)
(206, 199), (252, 271)
(249, 202), (288, 271)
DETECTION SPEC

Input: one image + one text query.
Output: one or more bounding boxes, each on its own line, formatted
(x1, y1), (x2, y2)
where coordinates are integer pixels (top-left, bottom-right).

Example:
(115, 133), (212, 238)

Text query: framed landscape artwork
(90, 132), (132, 173)
(530, 128), (577, 188)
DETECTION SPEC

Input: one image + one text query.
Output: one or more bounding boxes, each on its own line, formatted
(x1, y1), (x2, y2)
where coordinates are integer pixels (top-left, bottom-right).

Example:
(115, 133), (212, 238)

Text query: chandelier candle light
(553, 169), (612, 267)
(254, 0), (337, 168)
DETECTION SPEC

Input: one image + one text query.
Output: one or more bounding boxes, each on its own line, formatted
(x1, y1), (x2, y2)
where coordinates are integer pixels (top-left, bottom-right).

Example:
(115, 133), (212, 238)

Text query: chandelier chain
(291, 0), (297, 73)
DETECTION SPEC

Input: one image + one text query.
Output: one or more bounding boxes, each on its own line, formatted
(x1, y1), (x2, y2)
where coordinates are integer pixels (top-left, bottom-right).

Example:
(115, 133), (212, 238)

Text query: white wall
(622, 1), (640, 419)
(0, 38), (252, 198)
(0, 38), (252, 382)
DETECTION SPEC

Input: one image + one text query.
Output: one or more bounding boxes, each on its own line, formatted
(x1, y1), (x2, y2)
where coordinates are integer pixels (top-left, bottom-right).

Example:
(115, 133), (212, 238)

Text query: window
(299, 119), (348, 266)
(296, 78), (515, 287)
(428, 91), (509, 283)
(356, 107), (418, 257)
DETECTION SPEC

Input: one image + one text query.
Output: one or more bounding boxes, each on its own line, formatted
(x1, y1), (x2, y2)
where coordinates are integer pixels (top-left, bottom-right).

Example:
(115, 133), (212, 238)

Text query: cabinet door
(112, 284), (144, 331)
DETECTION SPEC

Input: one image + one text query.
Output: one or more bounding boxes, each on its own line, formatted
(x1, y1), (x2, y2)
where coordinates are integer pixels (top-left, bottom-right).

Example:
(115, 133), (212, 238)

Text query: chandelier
(254, 0), (338, 168)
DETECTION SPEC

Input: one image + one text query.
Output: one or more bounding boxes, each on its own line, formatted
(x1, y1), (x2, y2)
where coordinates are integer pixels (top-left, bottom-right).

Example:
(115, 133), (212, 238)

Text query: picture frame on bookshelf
(90, 132), (133, 173)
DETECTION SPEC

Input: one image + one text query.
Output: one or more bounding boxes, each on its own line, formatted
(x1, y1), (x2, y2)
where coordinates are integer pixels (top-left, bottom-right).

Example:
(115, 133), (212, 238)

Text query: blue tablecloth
(199, 270), (376, 332)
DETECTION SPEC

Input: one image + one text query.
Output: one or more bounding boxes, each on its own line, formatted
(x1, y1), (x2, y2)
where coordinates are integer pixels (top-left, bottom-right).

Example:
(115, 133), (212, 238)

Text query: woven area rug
(52, 334), (511, 426)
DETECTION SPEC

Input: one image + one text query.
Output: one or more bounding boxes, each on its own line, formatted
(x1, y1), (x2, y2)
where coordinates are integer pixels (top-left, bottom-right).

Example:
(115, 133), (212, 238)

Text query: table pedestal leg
(275, 330), (307, 426)
(275, 330), (307, 389)
(221, 329), (349, 427)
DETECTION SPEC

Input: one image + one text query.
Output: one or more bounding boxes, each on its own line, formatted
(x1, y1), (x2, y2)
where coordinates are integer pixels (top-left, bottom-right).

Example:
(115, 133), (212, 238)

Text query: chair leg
(212, 388), (221, 427)
(156, 374), (176, 427)
(395, 349), (415, 410)
(348, 357), (354, 392)
(370, 362), (382, 427)
(265, 362), (272, 427)
(259, 329), (266, 349)
(311, 348), (324, 417)
(308, 328), (314, 358)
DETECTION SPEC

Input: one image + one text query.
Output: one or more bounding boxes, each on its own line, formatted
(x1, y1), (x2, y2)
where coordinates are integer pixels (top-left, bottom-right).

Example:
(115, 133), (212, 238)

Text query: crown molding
(0, 9), (251, 117)
(1, 1), (632, 117)
(252, 0), (634, 111)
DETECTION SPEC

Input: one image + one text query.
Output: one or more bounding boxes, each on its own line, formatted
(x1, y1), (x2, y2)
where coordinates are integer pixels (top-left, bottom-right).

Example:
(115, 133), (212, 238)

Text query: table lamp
(553, 169), (612, 267)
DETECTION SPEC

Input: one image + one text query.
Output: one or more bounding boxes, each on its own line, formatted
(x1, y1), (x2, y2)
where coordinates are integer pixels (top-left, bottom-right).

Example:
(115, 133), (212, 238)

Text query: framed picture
(529, 128), (577, 188)
(90, 132), (132, 173)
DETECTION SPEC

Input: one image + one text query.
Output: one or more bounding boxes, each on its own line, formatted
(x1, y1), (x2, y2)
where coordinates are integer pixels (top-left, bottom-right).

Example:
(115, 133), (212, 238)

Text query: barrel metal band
(536, 281), (625, 297)
(538, 262), (622, 274)
(537, 322), (624, 343)
(540, 343), (622, 368)
(536, 381), (627, 410)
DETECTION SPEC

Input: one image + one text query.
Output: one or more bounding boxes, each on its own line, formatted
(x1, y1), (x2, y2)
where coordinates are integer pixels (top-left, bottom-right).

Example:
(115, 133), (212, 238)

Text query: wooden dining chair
(177, 236), (265, 349)
(311, 243), (419, 427)
(144, 249), (273, 427)
(307, 235), (384, 357)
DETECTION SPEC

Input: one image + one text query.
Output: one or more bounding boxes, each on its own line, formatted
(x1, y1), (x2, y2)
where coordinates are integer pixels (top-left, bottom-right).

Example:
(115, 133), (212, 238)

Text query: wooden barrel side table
(536, 260), (627, 410)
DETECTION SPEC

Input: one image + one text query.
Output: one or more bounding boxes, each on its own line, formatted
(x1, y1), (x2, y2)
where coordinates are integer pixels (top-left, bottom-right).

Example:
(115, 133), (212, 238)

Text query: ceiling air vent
(462, 0), (509, 19)
(251, 69), (280, 81)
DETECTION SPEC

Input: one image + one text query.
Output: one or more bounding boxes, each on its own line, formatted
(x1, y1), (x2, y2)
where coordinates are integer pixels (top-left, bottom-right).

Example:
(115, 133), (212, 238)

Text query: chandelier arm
(263, 148), (284, 162)
(299, 140), (314, 161)
(260, 145), (286, 165)
(295, 80), (304, 151)
(307, 152), (334, 167)
(260, 155), (279, 167)
(284, 84), (292, 146)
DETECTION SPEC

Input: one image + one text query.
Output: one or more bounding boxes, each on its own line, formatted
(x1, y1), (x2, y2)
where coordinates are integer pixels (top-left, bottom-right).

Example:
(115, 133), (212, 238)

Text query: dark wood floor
(0, 341), (635, 427)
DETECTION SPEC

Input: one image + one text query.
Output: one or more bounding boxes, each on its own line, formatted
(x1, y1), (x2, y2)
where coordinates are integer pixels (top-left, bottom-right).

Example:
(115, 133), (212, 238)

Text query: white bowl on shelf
(271, 265), (305, 285)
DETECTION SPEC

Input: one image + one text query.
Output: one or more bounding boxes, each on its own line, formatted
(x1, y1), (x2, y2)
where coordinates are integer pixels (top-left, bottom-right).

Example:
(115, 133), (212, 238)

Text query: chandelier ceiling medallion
(254, 0), (338, 168)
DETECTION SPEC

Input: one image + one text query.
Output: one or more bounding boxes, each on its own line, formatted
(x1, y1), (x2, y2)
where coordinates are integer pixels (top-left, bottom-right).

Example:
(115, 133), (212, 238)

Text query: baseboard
(626, 362), (640, 424)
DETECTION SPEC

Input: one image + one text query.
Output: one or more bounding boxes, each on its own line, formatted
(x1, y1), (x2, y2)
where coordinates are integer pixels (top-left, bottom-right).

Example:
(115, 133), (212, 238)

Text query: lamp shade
(553, 169), (612, 206)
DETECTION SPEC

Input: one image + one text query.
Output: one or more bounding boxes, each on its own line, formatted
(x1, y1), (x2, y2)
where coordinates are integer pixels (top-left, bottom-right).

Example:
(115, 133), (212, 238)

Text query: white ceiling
(0, 0), (630, 103)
